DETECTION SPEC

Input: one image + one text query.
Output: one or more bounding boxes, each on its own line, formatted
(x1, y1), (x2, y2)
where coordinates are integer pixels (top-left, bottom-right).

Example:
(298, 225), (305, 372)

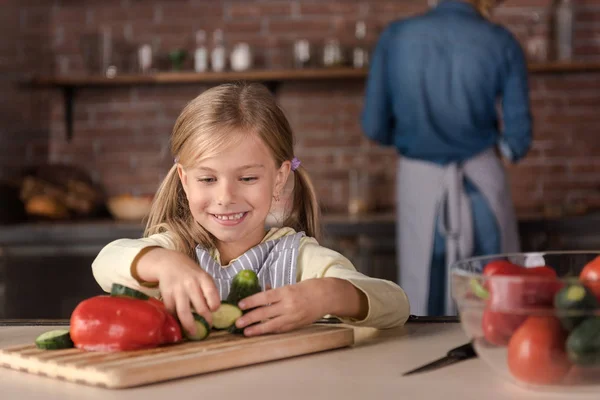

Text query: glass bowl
(451, 251), (600, 392)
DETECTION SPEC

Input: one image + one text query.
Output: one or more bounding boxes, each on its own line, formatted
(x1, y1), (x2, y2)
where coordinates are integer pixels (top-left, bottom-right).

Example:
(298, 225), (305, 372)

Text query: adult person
(361, 0), (532, 316)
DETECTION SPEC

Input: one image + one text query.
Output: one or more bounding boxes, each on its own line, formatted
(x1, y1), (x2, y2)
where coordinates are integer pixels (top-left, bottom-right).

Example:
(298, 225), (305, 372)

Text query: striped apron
(396, 147), (520, 316)
(195, 231), (305, 300)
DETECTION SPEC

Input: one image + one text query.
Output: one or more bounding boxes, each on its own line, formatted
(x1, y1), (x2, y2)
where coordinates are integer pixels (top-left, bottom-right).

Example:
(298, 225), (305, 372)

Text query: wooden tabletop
(0, 322), (596, 400)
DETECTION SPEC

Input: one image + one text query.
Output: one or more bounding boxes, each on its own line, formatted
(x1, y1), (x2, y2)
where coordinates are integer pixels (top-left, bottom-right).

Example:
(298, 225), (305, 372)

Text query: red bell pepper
(479, 260), (563, 346)
(70, 295), (183, 351)
(148, 297), (182, 344)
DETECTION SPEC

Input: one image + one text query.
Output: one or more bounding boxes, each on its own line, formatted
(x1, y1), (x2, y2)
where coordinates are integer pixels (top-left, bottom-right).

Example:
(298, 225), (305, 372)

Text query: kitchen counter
(0, 320), (596, 400)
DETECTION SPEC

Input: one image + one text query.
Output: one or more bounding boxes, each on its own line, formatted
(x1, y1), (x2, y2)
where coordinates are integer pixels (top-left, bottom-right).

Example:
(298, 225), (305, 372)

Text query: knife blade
(402, 342), (476, 376)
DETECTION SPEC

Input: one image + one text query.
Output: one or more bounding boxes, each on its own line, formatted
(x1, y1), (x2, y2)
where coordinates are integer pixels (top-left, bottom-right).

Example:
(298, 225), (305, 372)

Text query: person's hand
(234, 279), (328, 336)
(138, 248), (221, 336)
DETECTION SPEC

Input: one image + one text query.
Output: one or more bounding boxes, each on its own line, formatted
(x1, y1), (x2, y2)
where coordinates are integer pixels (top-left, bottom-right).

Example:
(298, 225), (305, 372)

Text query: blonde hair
(144, 83), (321, 259)
(474, 0), (495, 17)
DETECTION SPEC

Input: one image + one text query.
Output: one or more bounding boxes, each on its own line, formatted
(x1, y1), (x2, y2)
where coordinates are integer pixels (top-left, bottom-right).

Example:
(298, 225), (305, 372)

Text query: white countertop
(0, 322), (596, 400)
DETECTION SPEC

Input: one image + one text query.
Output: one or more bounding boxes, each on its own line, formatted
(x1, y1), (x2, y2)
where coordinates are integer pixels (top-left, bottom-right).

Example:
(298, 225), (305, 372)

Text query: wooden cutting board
(0, 324), (353, 389)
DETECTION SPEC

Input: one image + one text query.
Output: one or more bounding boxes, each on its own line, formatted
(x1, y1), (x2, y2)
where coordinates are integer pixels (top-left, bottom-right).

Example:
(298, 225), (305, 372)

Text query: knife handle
(447, 342), (476, 359)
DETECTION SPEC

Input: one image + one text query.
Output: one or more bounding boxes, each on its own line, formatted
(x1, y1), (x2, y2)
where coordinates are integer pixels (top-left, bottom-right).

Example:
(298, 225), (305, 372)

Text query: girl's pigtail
(144, 164), (207, 259)
(284, 165), (321, 241)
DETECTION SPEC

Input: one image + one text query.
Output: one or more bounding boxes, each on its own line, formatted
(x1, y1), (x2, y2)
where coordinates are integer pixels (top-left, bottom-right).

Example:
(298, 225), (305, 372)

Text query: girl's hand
(137, 248), (221, 336)
(234, 279), (329, 336)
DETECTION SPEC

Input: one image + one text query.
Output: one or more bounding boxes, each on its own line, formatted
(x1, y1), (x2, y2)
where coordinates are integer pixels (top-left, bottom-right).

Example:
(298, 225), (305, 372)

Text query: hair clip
(291, 157), (301, 171)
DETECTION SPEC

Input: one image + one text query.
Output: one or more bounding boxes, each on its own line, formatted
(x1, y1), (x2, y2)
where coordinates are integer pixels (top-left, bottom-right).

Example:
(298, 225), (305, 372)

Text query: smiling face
(177, 132), (291, 259)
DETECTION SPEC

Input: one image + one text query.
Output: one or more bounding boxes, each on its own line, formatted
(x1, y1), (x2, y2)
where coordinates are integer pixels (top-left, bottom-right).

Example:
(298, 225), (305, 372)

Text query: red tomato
(481, 261), (562, 346)
(487, 276), (563, 312)
(482, 309), (526, 346)
(580, 256), (600, 300)
(483, 260), (523, 277)
(507, 316), (572, 385)
(525, 266), (558, 278)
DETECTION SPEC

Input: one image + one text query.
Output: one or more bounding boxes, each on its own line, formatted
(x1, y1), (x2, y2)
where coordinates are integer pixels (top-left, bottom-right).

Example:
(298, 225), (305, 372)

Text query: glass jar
(347, 169), (371, 216)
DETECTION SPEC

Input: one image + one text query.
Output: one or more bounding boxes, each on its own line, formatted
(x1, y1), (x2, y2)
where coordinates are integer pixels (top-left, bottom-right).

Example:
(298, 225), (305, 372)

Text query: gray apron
(396, 148), (520, 316)
(195, 231), (305, 300)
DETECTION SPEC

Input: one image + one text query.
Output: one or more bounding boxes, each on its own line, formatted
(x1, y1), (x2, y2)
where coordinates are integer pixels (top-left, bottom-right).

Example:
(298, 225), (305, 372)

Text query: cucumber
(184, 313), (210, 341)
(110, 283), (149, 300)
(566, 317), (600, 366)
(35, 329), (74, 350)
(212, 302), (243, 330)
(226, 269), (262, 305)
(554, 283), (598, 331)
(469, 278), (489, 300)
(228, 324), (245, 335)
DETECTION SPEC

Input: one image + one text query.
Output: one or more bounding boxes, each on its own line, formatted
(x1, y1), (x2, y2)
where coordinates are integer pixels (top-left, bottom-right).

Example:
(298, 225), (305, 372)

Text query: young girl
(92, 83), (410, 337)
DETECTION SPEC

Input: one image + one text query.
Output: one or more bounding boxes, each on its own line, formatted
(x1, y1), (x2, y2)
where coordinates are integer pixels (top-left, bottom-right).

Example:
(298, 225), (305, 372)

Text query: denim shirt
(361, 0), (532, 165)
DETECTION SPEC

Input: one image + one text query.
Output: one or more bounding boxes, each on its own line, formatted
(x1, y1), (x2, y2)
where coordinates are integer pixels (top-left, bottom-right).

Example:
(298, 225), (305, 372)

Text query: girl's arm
(92, 233), (220, 335)
(321, 277), (369, 322)
(297, 237), (410, 329)
(234, 237), (410, 336)
(91, 233), (177, 297)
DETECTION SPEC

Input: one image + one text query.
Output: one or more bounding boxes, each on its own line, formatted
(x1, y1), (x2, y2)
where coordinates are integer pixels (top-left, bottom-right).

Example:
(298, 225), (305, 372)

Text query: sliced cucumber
(185, 313), (210, 341)
(110, 283), (149, 300)
(35, 329), (74, 350)
(212, 302), (243, 330)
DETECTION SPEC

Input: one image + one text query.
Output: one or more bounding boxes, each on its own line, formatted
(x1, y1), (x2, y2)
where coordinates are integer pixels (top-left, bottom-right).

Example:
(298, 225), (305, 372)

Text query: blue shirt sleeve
(499, 37), (532, 162)
(361, 26), (395, 146)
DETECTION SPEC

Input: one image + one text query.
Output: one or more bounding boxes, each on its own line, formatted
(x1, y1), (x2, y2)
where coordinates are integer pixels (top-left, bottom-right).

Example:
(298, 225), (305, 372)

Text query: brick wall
(0, 1), (53, 182)
(2, 0), (600, 215)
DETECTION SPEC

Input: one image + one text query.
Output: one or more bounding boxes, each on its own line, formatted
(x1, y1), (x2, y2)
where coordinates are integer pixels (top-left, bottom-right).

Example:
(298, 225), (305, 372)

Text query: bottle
(323, 38), (343, 67)
(352, 21), (368, 68)
(211, 29), (226, 72)
(293, 39), (311, 68)
(555, 0), (573, 61)
(138, 44), (153, 74)
(230, 43), (252, 71)
(193, 30), (208, 73)
(525, 13), (548, 63)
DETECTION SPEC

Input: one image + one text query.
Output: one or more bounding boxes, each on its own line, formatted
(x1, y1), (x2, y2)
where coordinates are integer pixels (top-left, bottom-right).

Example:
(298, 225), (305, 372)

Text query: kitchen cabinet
(0, 245), (104, 319)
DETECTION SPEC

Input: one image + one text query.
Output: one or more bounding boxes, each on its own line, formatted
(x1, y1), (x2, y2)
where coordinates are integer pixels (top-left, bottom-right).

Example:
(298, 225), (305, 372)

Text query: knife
(402, 341), (476, 376)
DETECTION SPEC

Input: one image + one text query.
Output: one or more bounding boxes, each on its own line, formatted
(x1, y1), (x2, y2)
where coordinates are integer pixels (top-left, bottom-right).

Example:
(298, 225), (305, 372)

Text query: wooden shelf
(24, 62), (600, 88)
(22, 62), (600, 141)
(25, 68), (368, 88)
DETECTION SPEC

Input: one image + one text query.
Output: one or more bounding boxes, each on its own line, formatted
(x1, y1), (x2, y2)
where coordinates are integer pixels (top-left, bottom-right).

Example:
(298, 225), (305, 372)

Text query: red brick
(268, 19), (333, 37)
(162, 2), (224, 20)
(369, 1), (428, 15)
(229, 2), (291, 18)
(299, 2), (363, 17)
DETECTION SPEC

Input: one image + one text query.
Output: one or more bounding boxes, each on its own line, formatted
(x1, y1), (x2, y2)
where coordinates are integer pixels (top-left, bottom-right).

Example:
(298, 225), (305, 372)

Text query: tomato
(483, 260), (524, 277)
(507, 316), (572, 385)
(482, 310), (526, 346)
(483, 260), (557, 279)
(580, 256), (600, 300)
(480, 260), (562, 346)
(487, 275), (563, 312)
